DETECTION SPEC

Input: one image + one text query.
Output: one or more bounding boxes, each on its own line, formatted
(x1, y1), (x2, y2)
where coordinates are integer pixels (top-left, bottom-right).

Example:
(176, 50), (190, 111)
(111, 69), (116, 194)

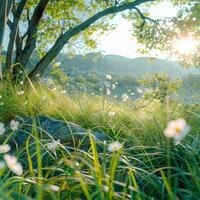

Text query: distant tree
(139, 73), (181, 102)
(50, 62), (68, 86)
(183, 74), (200, 90)
(0, 0), (157, 83)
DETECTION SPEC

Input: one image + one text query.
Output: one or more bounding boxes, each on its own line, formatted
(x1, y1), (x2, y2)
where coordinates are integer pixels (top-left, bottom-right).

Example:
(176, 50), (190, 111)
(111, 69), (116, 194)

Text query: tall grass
(0, 80), (199, 199)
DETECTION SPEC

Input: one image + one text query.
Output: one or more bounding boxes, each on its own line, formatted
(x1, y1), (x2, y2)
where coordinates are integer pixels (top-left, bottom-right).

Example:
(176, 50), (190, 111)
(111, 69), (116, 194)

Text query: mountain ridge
(56, 53), (199, 79)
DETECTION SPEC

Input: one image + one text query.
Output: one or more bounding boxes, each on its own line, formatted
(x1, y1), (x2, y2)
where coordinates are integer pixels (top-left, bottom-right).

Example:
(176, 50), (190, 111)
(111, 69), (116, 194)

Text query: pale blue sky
(98, 1), (178, 58)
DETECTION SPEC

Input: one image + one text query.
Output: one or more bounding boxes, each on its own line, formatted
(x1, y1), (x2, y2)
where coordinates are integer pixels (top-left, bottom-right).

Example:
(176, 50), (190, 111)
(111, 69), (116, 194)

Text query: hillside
(56, 53), (199, 79)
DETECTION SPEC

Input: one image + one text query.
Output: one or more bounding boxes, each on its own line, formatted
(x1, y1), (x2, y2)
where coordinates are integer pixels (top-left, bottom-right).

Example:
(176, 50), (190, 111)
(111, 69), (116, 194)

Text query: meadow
(0, 80), (199, 200)
(1, 0), (200, 199)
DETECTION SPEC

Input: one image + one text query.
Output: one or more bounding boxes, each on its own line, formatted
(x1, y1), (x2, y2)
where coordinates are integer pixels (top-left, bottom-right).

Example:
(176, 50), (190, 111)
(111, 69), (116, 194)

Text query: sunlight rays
(173, 36), (198, 55)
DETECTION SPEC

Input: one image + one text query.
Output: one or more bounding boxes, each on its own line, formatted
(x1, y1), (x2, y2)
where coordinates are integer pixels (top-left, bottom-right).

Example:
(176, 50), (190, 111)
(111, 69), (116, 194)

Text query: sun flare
(174, 37), (197, 55)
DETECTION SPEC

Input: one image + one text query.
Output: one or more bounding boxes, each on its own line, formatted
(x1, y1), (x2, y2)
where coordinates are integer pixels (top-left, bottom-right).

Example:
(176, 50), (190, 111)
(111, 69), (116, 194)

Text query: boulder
(12, 115), (108, 149)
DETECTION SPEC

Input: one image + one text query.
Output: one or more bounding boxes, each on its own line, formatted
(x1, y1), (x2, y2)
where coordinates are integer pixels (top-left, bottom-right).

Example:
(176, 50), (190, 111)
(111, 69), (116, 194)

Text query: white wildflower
(137, 88), (143, 94)
(131, 93), (135, 95)
(74, 161), (80, 167)
(46, 140), (60, 150)
(122, 93), (129, 102)
(108, 141), (123, 152)
(17, 91), (24, 96)
(0, 102), (4, 106)
(47, 79), (53, 85)
(4, 154), (23, 176)
(48, 185), (60, 192)
(144, 88), (152, 94)
(10, 120), (19, 131)
(164, 118), (191, 144)
(61, 90), (66, 94)
(106, 88), (111, 95)
(112, 84), (116, 90)
(103, 186), (109, 192)
(19, 81), (23, 85)
(0, 123), (6, 135)
(75, 170), (81, 175)
(41, 96), (47, 101)
(54, 62), (61, 67)
(106, 74), (112, 80)
(108, 111), (116, 117)
(0, 144), (11, 153)
(52, 87), (57, 91)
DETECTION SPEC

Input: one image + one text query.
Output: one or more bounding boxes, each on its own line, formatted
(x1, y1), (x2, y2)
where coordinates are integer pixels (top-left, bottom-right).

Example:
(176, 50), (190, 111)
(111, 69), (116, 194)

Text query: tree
(133, 0), (200, 67)
(139, 73), (181, 103)
(0, 0), (156, 83)
(0, 0), (13, 79)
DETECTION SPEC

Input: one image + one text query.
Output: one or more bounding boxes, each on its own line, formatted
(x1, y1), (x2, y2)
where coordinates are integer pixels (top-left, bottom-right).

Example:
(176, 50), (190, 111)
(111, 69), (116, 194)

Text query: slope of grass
(0, 81), (199, 199)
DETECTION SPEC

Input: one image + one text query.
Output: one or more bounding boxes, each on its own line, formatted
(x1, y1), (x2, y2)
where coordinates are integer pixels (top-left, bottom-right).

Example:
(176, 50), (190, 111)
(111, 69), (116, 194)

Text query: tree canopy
(134, 0), (200, 66)
(0, 0), (199, 83)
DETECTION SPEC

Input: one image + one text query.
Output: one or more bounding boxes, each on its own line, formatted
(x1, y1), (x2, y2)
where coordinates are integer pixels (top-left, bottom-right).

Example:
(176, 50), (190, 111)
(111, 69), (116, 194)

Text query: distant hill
(56, 53), (199, 79)
(46, 53), (200, 103)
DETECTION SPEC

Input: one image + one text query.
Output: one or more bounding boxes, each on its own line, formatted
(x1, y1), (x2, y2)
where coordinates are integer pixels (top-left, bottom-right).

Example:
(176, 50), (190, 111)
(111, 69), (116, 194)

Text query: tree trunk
(5, 0), (28, 72)
(7, 0), (49, 83)
(28, 35), (68, 81)
(16, 0), (49, 69)
(0, 0), (8, 79)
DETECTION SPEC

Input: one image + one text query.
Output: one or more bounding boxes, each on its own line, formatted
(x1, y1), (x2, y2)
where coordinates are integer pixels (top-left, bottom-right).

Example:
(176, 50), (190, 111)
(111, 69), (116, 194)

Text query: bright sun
(174, 37), (197, 55)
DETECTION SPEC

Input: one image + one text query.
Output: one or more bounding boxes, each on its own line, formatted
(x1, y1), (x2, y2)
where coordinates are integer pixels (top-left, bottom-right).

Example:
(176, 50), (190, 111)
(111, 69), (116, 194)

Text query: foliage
(182, 74), (200, 90)
(133, 0), (200, 67)
(49, 63), (68, 86)
(0, 0), (157, 82)
(139, 73), (182, 102)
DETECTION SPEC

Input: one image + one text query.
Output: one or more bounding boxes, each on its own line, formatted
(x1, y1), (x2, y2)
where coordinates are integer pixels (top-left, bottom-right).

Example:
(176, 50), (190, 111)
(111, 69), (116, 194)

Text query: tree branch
(18, 0), (49, 67)
(28, 0), (154, 80)
(21, 8), (30, 41)
(0, 0), (8, 49)
(133, 6), (157, 31)
(5, 0), (28, 71)
(6, 0), (14, 18)
(0, 0), (9, 79)
(16, 29), (22, 61)
(7, 19), (12, 29)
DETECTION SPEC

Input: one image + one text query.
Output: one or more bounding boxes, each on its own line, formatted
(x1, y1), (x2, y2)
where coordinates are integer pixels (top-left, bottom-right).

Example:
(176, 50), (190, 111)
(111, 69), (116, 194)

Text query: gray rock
(13, 115), (109, 148)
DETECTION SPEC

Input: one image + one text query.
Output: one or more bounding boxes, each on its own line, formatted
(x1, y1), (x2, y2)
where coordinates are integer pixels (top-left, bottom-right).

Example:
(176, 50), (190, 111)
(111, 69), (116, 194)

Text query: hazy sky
(3, 1), (178, 59)
(98, 1), (178, 58)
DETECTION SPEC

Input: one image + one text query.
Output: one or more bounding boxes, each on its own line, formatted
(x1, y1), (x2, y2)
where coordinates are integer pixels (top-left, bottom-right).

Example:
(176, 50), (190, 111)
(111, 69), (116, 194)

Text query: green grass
(0, 81), (199, 199)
